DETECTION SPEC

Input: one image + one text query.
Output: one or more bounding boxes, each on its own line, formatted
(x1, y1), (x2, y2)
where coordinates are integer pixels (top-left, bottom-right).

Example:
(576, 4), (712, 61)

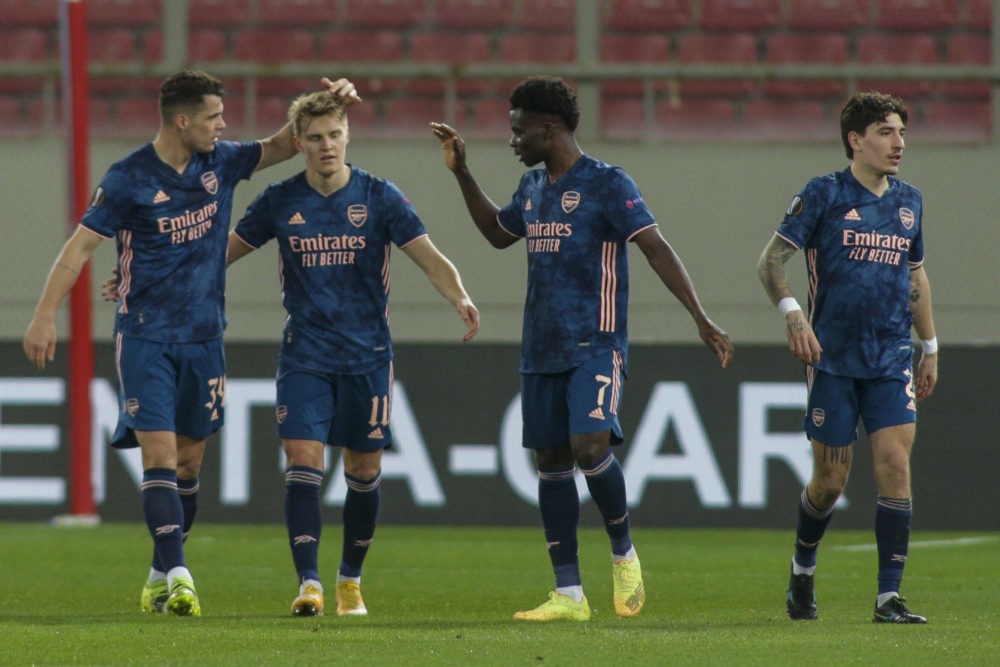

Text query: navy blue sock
(285, 466), (323, 583)
(875, 496), (912, 594)
(580, 451), (632, 557)
(141, 468), (185, 572)
(793, 488), (835, 569)
(339, 471), (382, 579)
(538, 466), (581, 588)
(153, 476), (199, 573)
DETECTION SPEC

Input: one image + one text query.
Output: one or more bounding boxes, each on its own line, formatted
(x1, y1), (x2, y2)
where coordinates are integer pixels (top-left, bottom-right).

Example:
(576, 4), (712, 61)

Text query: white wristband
(778, 297), (802, 316)
(920, 337), (938, 354)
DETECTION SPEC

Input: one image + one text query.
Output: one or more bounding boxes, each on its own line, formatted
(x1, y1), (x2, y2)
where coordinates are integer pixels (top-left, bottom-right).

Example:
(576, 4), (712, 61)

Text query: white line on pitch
(833, 536), (999, 552)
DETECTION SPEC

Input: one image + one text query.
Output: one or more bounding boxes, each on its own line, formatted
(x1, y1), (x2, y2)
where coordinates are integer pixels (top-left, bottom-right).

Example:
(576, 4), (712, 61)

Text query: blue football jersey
(82, 141), (262, 342)
(497, 155), (657, 374)
(776, 167), (924, 378)
(233, 167), (428, 374)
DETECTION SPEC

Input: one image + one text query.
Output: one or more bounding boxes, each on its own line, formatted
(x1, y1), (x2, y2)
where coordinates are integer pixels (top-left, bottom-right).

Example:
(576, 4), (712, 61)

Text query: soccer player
(23, 70), (360, 617)
(756, 91), (938, 624)
(431, 76), (733, 621)
(228, 91), (479, 618)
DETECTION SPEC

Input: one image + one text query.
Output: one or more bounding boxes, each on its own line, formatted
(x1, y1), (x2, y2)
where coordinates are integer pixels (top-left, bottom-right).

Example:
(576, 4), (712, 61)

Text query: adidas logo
(906, 399), (916, 412)
(524, 198), (532, 211)
(289, 212), (306, 225)
(368, 427), (384, 439)
(844, 208), (862, 221)
(589, 407), (605, 420)
(153, 190), (170, 204)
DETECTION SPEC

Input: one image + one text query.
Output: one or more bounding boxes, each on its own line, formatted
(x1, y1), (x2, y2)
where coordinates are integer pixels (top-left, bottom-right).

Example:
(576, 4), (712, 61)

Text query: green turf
(1, 522), (997, 665)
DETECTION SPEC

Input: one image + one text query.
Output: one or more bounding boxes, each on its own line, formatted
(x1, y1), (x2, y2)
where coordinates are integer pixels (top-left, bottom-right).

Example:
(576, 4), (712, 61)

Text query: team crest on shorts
(561, 191), (581, 214)
(347, 204), (368, 227)
(898, 207), (915, 230)
(126, 398), (140, 416)
(275, 405), (288, 424)
(811, 408), (825, 427)
(201, 171), (219, 195)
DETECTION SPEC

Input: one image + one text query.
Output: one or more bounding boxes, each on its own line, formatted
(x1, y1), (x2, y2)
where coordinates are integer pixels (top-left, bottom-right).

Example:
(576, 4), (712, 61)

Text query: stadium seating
(409, 32), (492, 63)
(343, 0), (428, 27)
(958, 0), (992, 28)
(602, 0), (693, 30)
(785, 0), (869, 30)
(189, 0), (254, 26)
(499, 33), (575, 62)
(0, 0), (57, 26)
(187, 29), (228, 62)
(0, 29), (50, 62)
(432, 0), (510, 29)
(764, 33), (849, 99)
(857, 34), (939, 99)
(385, 97), (465, 137)
(942, 34), (991, 100)
(741, 100), (828, 140)
(676, 33), (759, 97)
(600, 98), (649, 140)
(88, 29), (137, 63)
(85, 0), (163, 26)
(699, 0), (781, 31)
(471, 97), (512, 136)
(233, 29), (315, 62)
(921, 101), (990, 141)
(515, 0), (577, 30)
(600, 35), (670, 63)
(321, 31), (403, 63)
(875, 0), (958, 30)
(257, 0), (338, 25)
(656, 98), (738, 140)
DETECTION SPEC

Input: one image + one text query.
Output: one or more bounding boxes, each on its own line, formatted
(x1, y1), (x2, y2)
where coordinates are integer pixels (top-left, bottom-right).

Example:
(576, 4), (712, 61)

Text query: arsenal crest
(276, 405), (288, 424)
(561, 191), (580, 214)
(201, 171), (219, 195)
(811, 408), (825, 427)
(347, 204), (368, 227)
(898, 207), (915, 230)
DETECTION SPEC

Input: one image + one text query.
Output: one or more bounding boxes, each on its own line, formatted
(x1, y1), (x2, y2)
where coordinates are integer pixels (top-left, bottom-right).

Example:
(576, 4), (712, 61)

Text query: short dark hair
(159, 70), (224, 123)
(840, 91), (908, 159)
(509, 75), (580, 131)
(287, 91), (348, 137)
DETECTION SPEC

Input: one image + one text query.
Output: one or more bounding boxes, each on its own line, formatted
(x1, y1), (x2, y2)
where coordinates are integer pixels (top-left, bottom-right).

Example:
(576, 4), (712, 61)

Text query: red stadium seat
(409, 32), (492, 63)
(385, 98), (465, 137)
(676, 33), (758, 97)
(602, 0), (692, 30)
(920, 102), (990, 141)
(116, 98), (160, 133)
(188, 29), (228, 62)
(258, 0), (337, 24)
(432, 0), (510, 29)
(942, 35), (991, 100)
(86, 0), (163, 26)
(0, 76), (47, 94)
(343, 0), (428, 27)
(515, 0), (576, 30)
(88, 29), (136, 63)
(741, 100), (827, 140)
(600, 99), (649, 140)
(498, 34), (575, 63)
(699, 0), (781, 31)
(0, 95), (22, 127)
(875, 0), (958, 30)
(957, 0), (992, 29)
(321, 31), (403, 63)
(857, 34), (938, 99)
(0, 0), (57, 27)
(0, 29), (51, 62)
(785, 0), (869, 30)
(764, 34), (848, 99)
(233, 29), (315, 62)
(188, 0), (254, 26)
(470, 97), (511, 136)
(600, 35), (669, 63)
(656, 98), (738, 140)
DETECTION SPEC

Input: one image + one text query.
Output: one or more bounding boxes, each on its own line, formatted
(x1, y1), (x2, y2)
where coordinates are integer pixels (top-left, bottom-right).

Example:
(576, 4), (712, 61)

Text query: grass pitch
(1, 522), (997, 665)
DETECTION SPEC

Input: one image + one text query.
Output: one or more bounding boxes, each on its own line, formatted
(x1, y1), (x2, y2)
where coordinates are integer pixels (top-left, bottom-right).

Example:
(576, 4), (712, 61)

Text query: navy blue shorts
(521, 350), (625, 450)
(804, 367), (917, 446)
(111, 335), (226, 448)
(275, 359), (393, 451)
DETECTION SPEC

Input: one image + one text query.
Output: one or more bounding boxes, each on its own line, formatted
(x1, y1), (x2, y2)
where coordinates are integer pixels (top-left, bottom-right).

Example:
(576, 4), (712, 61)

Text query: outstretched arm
(402, 236), (480, 342)
(633, 227), (733, 368)
(909, 265), (937, 401)
(756, 232), (822, 365)
(23, 226), (103, 369)
(257, 77), (362, 171)
(227, 231), (257, 266)
(429, 122), (518, 249)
